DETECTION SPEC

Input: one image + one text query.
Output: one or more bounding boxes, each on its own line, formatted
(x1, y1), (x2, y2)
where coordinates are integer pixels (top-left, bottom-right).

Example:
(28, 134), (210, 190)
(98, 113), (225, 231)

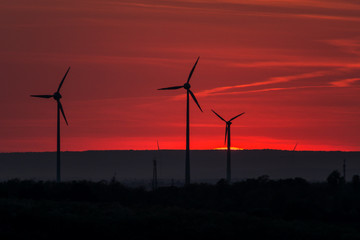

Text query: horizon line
(0, 148), (358, 154)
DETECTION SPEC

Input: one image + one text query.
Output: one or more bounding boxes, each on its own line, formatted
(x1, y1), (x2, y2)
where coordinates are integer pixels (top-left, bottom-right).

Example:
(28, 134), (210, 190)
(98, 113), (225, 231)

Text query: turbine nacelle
(183, 82), (191, 90)
(53, 92), (62, 101)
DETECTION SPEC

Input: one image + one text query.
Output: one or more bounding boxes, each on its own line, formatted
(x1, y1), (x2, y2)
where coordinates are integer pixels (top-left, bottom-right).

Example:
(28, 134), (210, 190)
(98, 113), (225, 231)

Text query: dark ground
(1, 174), (360, 239)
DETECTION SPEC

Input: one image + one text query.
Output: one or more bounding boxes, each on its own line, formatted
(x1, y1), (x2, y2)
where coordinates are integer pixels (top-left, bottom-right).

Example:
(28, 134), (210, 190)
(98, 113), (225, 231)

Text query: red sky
(1, 0), (359, 152)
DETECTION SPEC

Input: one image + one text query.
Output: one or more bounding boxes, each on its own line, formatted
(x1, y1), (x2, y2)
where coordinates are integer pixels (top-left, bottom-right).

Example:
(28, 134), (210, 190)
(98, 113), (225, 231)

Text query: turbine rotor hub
(184, 83), (191, 90)
(53, 92), (62, 100)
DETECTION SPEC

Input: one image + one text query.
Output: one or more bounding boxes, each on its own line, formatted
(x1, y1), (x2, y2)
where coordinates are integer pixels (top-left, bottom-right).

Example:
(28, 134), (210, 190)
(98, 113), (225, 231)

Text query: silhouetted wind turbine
(212, 110), (245, 183)
(158, 57), (202, 185)
(31, 67), (70, 183)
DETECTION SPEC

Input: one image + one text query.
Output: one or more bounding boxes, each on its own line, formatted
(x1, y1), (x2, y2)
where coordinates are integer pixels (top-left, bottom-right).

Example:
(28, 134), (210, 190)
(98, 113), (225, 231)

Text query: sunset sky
(1, 0), (359, 152)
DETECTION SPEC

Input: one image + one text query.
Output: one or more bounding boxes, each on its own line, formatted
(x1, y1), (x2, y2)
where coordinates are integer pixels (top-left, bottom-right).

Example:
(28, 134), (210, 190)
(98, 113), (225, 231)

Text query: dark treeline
(1, 173), (360, 239)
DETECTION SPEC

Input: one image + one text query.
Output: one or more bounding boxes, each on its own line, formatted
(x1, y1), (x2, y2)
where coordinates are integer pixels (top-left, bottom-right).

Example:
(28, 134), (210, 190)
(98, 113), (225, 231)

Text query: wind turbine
(158, 57), (203, 185)
(212, 110), (245, 183)
(31, 67), (70, 183)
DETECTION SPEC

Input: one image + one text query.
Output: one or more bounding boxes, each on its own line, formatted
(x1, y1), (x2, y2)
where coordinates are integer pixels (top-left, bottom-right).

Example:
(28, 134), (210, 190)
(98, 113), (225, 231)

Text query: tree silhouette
(327, 170), (342, 187)
(352, 174), (360, 188)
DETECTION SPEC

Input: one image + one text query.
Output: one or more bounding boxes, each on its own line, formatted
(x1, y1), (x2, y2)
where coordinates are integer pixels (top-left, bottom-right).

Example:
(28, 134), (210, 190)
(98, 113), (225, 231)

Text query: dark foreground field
(1, 175), (360, 239)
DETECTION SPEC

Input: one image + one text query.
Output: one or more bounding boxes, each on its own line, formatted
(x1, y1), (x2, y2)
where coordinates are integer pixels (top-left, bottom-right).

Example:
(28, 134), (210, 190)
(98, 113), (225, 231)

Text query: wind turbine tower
(343, 158), (346, 183)
(152, 141), (160, 190)
(152, 157), (158, 190)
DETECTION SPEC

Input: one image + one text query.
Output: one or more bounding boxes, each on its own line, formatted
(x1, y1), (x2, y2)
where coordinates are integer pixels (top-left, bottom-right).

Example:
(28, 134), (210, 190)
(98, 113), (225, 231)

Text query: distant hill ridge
(0, 150), (359, 183)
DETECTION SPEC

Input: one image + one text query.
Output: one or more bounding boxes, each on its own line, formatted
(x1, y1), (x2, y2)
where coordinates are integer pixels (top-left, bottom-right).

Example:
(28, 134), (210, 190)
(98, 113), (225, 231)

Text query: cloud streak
(194, 71), (328, 98)
(231, 61), (360, 69)
(111, 0), (360, 22)
(331, 78), (360, 87)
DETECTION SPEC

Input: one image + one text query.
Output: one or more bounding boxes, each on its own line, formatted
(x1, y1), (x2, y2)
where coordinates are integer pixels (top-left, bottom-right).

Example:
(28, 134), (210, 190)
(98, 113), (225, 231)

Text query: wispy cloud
(118, 0), (360, 12)
(201, 0), (360, 11)
(201, 86), (327, 96)
(112, 0), (360, 22)
(296, 14), (360, 22)
(0, 51), (188, 67)
(193, 71), (327, 98)
(324, 39), (360, 56)
(231, 61), (360, 69)
(331, 78), (360, 87)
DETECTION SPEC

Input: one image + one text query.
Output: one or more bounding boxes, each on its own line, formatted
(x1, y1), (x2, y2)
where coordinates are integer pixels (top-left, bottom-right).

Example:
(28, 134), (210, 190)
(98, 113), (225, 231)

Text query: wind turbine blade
(225, 125), (228, 144)
(293, 143), (298, 151)
(187, 56), (200, 83)
(158, 85), (183, 90)
(58, 101), (68, 125)
(31, 95), (53, 98)
(229, 112), (245, 122)
(189, 90), (202, 112)
(57, 67), (70, 92)
(211, 109), (226, 122)
(157, 140), (160, 151)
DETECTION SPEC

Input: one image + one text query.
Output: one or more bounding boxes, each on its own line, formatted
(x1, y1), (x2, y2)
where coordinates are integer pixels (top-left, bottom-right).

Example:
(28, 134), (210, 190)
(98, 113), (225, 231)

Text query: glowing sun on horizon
(214, 147), (244, 150)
